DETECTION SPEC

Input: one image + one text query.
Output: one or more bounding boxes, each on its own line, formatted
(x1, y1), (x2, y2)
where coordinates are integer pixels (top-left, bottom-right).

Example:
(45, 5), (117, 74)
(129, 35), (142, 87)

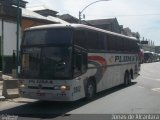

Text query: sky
(25, 0), (160, 45)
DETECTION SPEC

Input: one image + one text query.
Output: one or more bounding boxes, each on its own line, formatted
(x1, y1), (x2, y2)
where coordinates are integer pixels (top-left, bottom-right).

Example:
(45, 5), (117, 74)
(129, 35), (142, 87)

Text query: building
(0, 2), (68, 74)
(58, 14), (141, 39)
(28, 6), (58, 17)
(22, 8), (57, 31)
(132, 32), (140, 40)
(58, 14), (79, 23)
(0, 0), (27, 8)
(141, 40), (155, 52)
(141, 44), (155, 52)
(120, 26), (140, 40)
(24, 6), (68, 30)
(86, 18), (121, 33)
(0, 1), (26, 73)
(122, 27), (132, 37)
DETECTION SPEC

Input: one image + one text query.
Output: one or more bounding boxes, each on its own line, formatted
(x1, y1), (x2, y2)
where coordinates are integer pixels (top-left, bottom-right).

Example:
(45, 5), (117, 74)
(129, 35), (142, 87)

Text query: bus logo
(88, 56), (107, 72)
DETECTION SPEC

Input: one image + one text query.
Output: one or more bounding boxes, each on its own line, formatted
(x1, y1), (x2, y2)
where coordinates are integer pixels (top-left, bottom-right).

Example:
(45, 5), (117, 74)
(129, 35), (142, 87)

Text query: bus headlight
(19, 84), (26, 88)
(53, 85), (70, 91)
(60, 85), (70, 92)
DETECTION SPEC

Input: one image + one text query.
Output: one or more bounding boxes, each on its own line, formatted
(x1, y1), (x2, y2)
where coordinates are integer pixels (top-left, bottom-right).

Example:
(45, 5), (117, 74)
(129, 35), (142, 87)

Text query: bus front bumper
(19, 88), (74, 101)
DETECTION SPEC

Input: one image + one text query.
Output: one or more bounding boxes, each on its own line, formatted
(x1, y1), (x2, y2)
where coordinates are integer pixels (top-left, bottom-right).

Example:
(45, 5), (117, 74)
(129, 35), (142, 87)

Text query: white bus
(19, 24), (140, 101)
(143, 51), (154, 63)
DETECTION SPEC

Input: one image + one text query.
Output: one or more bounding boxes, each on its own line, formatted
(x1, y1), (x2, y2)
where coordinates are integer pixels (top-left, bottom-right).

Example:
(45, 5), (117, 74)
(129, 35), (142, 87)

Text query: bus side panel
(66, 77), (86, 101)
(88, 52), (139, 93)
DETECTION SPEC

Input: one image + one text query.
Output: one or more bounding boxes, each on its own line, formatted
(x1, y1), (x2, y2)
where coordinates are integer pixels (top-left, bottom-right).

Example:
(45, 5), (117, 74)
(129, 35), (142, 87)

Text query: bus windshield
(22, 28), (73, 46)
(20, 46), (72, 79)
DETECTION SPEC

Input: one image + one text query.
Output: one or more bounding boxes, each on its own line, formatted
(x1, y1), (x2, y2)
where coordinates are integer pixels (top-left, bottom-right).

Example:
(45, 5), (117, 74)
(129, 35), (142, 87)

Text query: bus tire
(86, 80), (95, 100)
(124, 72), (131, 86)
(124, 73), (128, 86)
(128, 73), (132, 85)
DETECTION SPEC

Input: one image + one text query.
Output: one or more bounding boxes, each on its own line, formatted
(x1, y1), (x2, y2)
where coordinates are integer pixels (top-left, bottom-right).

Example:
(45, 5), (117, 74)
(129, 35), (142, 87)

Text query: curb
(0, 73), (20, 100)
(0, 96), (5, 101)
(2, 79), (19, 99)
(0, 81), (5, 101)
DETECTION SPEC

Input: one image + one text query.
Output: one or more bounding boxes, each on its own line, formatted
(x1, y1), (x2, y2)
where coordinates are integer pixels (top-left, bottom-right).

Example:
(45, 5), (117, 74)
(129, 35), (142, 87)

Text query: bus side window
(74, 30), (86, 48)
(77, 54), (82, 71)
(82, 52), (87, 73)
(73, 50), (87, 77)
(74, 50), (82, 77)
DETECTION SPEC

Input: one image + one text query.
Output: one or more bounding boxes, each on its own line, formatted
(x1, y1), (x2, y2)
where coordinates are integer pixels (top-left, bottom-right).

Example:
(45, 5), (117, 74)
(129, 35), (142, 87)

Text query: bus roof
(25, 23), (138, 41)
(144, 51), (154, 54)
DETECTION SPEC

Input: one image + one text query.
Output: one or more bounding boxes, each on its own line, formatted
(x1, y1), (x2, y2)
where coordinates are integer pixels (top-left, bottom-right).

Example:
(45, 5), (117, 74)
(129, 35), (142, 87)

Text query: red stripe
(88, 56), (107, 66)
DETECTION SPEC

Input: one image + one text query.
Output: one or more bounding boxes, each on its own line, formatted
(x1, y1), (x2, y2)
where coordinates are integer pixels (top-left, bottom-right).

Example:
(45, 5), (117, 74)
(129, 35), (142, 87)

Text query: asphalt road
(0, 62), (160, 120)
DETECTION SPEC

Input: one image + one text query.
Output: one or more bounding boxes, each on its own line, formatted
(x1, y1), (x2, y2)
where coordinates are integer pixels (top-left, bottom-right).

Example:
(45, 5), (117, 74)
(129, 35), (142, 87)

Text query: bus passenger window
(77, 54), (82, 71)
(74, 52), (82, 77)
(82, 52), (87, 73)
(73, 50), (87, 77)
(74, 30), (86, 48)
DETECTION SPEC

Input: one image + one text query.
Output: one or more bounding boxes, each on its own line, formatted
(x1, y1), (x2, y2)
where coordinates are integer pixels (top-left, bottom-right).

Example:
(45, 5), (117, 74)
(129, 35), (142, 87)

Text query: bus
(152, 52), (160, 62)
(143, 51), (154, 63)
(139, 49), (144, 64)
(19, 24), (140, 101)
(158, 54), (160, 61)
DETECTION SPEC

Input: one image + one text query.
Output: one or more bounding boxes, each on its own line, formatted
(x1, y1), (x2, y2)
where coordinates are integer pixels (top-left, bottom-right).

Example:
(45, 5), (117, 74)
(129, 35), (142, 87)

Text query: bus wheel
(86, 80), (95, 100)
(128, 73), (132, 85)
(124, 72), (131, 86)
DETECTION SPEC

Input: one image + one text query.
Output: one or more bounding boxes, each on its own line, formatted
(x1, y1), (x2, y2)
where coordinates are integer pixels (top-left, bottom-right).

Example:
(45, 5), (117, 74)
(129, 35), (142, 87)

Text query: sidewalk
(0, 75), (14, 101)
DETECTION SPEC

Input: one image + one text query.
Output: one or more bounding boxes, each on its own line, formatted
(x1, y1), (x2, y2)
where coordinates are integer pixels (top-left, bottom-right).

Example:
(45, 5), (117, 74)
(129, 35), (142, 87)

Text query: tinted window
(108, 35), (116, 51)
(41, 47), (72, 79)
(73, 49), (87, 77)
(86, 31), (99, 50)
(22, 28), (73, 46)
(20, 47), (72, 79)
(74, 30), (86, 48)
(99, 33), (106, 50)
(74, 30), (105, 50)
(74, 28), (139, 52)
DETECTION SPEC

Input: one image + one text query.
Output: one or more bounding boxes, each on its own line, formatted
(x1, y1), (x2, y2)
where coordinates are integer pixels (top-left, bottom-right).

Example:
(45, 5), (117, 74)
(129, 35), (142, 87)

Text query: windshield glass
(144, 53), (153, 59)
(20, 46), (72, 79)
(22, 28), (73, 46)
